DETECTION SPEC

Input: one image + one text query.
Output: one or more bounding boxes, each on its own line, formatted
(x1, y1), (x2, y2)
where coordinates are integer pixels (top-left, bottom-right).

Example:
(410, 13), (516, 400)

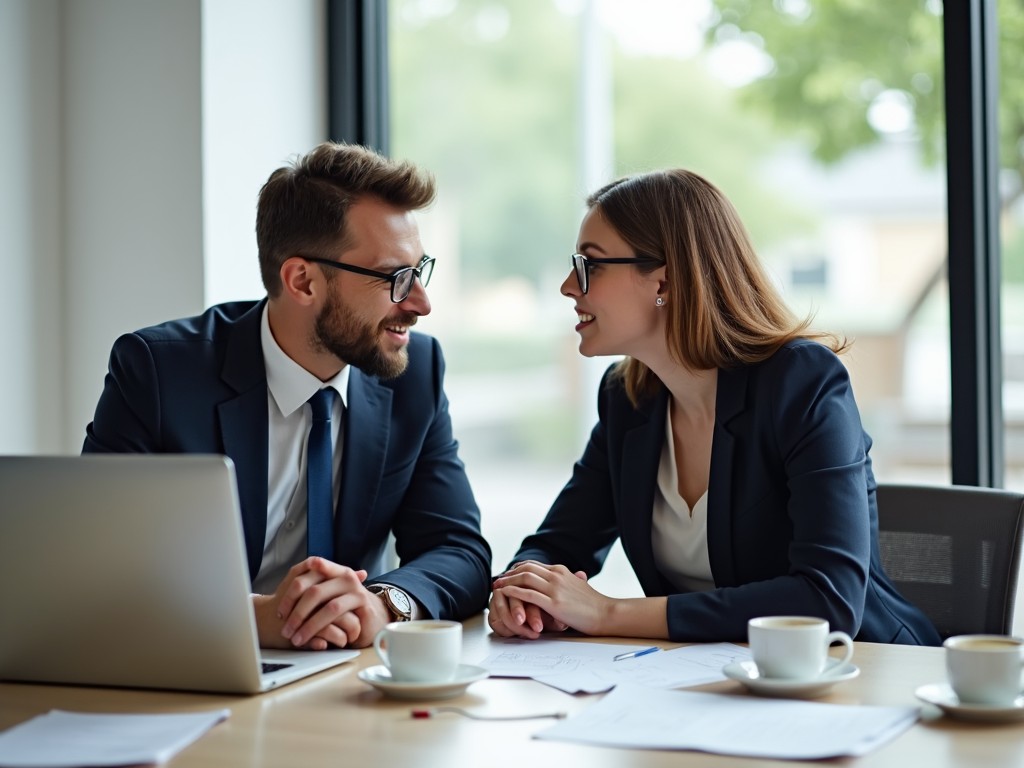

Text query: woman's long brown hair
(587, 169), (847, 405)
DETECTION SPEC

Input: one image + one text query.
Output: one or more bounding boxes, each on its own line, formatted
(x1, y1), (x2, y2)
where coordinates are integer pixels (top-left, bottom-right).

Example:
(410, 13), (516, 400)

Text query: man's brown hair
(256, 142), (436, 296)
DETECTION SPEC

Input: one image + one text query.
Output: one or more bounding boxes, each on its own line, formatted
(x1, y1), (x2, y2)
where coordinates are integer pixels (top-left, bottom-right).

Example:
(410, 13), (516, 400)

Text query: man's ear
(279, 256), (318, 307)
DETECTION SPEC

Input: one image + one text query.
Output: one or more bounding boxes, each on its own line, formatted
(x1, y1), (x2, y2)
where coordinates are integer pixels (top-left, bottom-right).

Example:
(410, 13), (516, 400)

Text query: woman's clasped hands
(488, 561), (603, 639)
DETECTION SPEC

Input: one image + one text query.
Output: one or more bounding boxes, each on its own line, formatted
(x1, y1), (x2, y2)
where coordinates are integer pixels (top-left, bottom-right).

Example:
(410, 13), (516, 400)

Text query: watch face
(388, 587), (412, 614)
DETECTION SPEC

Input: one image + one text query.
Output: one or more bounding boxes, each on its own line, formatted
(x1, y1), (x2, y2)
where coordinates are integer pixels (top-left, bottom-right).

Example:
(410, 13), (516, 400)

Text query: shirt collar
(261, 303), (351, 417)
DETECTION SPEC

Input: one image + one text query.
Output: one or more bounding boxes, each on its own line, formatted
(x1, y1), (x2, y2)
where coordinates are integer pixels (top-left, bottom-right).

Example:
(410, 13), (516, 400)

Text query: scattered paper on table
(535, 642), (750, 694)
(535, 683), (918, 759)
(0, 708), (230, 768)
(479, 638), (750, 694)
(479, 638), (653, 679)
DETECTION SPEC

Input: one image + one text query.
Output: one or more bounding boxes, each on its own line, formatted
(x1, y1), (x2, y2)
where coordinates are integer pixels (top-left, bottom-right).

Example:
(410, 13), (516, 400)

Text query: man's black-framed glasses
(303, 254), (435, 303)
(571, 253), (661, 295)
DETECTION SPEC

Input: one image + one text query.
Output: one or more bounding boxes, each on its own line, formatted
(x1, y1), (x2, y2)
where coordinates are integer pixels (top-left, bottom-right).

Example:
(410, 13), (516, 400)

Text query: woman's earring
(656, 297), (665, 307)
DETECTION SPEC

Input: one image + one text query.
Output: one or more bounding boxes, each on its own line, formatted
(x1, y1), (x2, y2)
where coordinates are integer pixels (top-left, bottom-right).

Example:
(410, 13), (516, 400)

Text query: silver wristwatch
(368, 584), (412, 622)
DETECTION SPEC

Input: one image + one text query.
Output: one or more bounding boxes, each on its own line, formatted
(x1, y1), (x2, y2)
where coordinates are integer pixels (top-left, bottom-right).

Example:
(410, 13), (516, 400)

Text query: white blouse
(651, 402), (715, 592)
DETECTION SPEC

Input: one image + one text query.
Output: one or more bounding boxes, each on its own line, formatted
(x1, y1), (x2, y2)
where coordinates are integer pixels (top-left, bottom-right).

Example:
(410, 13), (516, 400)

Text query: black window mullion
(327, 0), (390, 153)
(943, 0), (1003, 488)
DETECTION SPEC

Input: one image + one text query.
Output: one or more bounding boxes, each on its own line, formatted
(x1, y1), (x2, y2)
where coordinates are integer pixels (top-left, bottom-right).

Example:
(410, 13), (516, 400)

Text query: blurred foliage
(705, 0), (1024, 175)
(390, 0), (812, 288)
(513, 401), (582, 459)
(443, 333), (557, 373)
(706, 0), (1024, 279)
(391, 1), (579, 286)
(1005, 228), (1024, 282)
(612, 53), (813, 248)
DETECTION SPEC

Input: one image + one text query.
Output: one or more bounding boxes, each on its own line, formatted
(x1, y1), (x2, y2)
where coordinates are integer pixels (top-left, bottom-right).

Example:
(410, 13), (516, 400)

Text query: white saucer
(722, 660), (860, 698)
(357, 664), (489, 701)
(915, 683), (1024, 723)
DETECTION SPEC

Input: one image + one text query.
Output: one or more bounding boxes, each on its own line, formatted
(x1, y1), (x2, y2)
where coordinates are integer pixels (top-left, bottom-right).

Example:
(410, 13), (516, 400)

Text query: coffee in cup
(747, 616), (854, 680)
(373, 620), (462, 683)
(944, 634), (1024, 706)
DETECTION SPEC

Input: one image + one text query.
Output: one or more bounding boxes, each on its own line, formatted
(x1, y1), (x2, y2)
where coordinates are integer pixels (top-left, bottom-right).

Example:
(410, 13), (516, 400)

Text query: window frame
(328, 0), (1006, 488)
(944, 0), (1004, 487)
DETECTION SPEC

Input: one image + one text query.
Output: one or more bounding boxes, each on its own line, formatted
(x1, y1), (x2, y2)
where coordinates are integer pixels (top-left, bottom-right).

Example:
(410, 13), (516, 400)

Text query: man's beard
(313, 292), (414, 380)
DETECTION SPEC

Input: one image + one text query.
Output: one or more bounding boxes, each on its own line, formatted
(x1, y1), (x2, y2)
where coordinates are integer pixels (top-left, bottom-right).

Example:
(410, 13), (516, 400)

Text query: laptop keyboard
(262, 662), (293, 674)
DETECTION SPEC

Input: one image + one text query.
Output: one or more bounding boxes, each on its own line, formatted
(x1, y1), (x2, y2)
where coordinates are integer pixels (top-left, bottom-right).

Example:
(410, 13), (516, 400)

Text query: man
(83, 142), (491, 650)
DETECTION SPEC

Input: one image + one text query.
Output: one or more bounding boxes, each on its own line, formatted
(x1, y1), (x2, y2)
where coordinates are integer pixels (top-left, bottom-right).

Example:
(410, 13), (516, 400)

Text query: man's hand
(252, 557), (391, 649)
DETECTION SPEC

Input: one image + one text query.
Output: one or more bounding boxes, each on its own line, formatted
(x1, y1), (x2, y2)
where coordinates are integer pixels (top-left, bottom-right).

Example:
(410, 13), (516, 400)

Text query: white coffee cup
(944, 634), (1024, 706)
(373, 620), (462, 683)
(748, 615), (855, 680)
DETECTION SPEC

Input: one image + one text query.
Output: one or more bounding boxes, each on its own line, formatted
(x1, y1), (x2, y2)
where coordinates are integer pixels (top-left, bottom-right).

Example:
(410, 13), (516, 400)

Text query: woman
(489, 169), (940, 646)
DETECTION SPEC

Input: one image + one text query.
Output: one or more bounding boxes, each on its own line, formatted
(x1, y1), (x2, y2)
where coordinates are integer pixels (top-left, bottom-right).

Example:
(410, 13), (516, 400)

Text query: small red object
(410, 709), (432, 719)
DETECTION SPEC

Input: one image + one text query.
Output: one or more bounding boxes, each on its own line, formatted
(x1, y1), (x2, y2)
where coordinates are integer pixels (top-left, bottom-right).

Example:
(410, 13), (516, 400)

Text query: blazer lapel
(619, 388), (673, 594)
(217, 301), (270, 577)
(336, 368), (392, 563)
(707, 365), (749, 587)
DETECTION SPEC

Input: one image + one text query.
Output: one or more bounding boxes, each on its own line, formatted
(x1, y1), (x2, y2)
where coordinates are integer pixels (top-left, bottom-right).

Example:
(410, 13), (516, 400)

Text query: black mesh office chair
(876, 484), (1024, 640)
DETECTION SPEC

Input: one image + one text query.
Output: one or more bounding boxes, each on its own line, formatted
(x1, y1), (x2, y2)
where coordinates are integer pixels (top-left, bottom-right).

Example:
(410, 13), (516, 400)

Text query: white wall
(0, 0), (62, 453)
(201, 0), (326, 306)
(0, 0), (325, 454)
(63, 0), (206, 451)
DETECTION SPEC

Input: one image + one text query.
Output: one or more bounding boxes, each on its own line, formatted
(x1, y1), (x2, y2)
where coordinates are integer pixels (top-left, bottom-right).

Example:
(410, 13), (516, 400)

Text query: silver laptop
(0, 454), (358, 694)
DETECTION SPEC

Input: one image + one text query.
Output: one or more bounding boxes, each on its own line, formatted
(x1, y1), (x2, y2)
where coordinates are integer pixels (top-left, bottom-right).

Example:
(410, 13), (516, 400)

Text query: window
(388, 0), (953, 591)
(998, 0), (1024, 488)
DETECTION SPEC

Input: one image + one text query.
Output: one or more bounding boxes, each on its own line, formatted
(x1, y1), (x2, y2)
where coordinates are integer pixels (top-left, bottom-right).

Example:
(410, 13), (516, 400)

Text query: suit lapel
(336, 368), (391, 563)
(707, 365), (749, 587)
(217, 301), (270, 577)
(619, 389), (673, 594)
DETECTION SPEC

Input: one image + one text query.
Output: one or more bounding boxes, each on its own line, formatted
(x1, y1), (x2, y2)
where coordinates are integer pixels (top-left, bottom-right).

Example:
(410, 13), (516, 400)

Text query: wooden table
(2, 615), (1023, 767)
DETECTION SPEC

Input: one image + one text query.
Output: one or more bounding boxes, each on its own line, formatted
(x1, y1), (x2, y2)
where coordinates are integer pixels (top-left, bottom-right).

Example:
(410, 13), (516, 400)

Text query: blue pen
(613, 646), (660, 662)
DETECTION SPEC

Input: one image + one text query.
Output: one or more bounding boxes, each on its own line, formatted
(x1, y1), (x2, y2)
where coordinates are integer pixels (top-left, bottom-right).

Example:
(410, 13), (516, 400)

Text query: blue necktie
(306, 388), (336, 560)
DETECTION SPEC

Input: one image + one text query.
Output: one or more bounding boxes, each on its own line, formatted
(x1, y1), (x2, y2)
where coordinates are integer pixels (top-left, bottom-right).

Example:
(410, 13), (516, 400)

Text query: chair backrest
(876, 483), (1024, 640)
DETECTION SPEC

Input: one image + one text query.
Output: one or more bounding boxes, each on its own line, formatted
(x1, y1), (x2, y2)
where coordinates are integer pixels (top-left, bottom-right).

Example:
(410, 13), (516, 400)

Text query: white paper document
(479, 638), (750, 694)
(535, 683), (919, 759)
(0, 709), (230, 768)
(479, 638), (653, 679)
(539, 642), (751, 694)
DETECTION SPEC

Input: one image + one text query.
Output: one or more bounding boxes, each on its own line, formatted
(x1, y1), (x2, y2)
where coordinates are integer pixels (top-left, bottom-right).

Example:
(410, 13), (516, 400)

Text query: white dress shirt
(252, 304), (350, 595)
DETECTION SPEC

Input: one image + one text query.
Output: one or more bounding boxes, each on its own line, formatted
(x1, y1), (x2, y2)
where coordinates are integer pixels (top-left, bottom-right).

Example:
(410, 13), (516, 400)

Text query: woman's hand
(489, 562), (608, 637)
(488, 560), (573, 639)
(488, 585), (572, 639)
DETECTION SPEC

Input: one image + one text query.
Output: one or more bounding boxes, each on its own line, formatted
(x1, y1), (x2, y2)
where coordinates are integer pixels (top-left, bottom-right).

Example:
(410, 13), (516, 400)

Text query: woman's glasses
(570, 253), (660, 294)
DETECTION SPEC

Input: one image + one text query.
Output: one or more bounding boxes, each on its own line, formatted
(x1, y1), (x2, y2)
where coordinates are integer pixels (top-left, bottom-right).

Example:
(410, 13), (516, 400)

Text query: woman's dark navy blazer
(514, 340), (941, 646)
